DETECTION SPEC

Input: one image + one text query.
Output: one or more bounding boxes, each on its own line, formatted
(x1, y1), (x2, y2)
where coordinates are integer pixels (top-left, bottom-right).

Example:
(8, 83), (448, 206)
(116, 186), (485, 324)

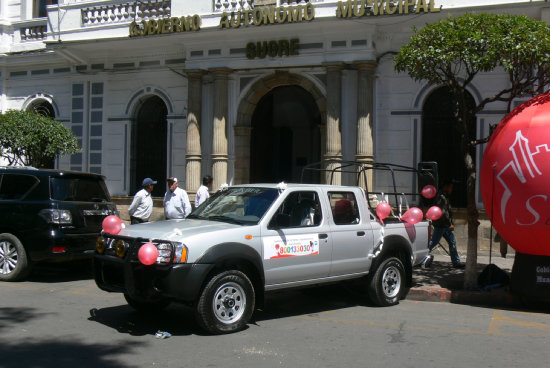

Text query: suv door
(326, 189), (375, 276)
(261, 189), (332, 287)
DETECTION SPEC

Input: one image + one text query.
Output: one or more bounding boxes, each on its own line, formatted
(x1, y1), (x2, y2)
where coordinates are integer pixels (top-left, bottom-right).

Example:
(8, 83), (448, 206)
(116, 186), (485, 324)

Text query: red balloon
(402, 207), (423, 224)
(421, 185), (437, 199)
(102, 215), (122, 235)
(426, 206), (442, 220)
(138, 242), (158, 266)
(481, 93), (550, 256)
(376, 202), (391, 221)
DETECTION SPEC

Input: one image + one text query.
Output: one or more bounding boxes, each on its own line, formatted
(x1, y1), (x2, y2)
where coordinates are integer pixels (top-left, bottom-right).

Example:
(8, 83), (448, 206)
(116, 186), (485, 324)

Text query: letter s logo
(516, 194), (547, 226)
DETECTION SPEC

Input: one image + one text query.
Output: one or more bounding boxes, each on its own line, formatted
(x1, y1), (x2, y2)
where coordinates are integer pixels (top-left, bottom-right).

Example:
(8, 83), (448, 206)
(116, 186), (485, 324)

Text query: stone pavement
(407, 247), (521, 307)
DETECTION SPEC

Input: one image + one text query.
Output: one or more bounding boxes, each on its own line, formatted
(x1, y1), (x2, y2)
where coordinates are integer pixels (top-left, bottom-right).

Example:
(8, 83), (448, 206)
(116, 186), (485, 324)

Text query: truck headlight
(173, 243), (188, 263)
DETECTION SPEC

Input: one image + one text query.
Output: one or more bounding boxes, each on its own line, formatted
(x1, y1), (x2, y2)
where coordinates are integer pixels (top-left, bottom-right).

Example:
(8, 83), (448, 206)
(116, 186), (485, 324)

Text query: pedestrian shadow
(88, 303), (197, 337)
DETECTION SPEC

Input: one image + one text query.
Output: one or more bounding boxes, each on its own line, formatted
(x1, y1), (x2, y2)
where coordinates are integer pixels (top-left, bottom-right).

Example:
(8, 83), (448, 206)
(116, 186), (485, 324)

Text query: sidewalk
(407, 247), (521, 307)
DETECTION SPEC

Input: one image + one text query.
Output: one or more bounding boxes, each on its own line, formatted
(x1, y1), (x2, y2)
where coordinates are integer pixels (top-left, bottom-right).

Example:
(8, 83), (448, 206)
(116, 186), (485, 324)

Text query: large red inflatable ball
(480, 94), (550, 256)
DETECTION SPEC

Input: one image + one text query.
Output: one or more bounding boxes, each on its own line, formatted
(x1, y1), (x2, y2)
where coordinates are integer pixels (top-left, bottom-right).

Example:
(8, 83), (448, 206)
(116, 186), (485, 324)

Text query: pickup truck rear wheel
(0, 233), (31, 282)
(196, 270), (255, 334)
(124, 293), (170, 313)
(368, 257), (405, 306)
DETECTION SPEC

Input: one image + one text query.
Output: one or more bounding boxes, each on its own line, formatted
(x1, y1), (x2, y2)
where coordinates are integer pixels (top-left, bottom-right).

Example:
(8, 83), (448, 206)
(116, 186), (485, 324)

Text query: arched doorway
(131, 96), (167, 197)
(250, 86), (321, 183)
(28, 99), (56, 169)
(422, 86), (476, 208)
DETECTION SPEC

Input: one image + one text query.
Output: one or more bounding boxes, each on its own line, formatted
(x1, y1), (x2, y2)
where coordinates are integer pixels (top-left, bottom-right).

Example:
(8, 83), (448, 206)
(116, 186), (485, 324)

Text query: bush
(0, 110), (80, 167)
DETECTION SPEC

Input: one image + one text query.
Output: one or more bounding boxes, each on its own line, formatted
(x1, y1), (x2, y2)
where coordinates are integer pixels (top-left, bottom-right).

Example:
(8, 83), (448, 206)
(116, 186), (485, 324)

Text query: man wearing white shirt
(195, 175), (213, 208)
(164, 177), (192, 219)
(128, 177), (157, 224)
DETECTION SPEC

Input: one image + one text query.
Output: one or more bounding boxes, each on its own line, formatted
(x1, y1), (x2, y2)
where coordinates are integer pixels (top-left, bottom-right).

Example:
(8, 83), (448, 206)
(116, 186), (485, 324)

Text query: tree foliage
(0, 110), (80, 168)
(394, 13), (550, 289)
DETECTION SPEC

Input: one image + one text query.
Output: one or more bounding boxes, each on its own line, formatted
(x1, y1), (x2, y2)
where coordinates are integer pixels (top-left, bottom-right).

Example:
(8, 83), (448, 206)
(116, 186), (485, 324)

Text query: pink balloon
(426, 206), (442, 220)
(421, 185), (437, 199)
(102, 215), (122, 234)
(376, 202), (391, 221)
(138, 242), (158, 266)
(402, 207), (423, 224)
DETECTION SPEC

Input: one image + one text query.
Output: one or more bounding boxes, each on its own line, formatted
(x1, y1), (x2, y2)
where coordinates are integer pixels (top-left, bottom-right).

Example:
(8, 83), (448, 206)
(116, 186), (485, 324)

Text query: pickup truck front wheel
(368, 257), (405, 306)
(196, 270), (255, 334)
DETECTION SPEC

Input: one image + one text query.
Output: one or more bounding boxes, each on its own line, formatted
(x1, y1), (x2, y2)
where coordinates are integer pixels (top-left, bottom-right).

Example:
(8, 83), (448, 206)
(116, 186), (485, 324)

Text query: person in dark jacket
(429, 180), (464, 268)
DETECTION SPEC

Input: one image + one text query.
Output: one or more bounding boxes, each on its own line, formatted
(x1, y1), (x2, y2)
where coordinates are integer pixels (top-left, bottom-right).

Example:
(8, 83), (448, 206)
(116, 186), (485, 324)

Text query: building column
(324, 63), (343, 185)
(185, 70), (204, 193)
(211, 68), (231, 190)
(234, 125), (252, 184)
(354, 61), (376, 191)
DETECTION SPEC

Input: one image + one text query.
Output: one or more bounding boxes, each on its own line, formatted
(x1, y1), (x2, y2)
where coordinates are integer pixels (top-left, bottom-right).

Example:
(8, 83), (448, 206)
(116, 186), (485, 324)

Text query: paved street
(1, 265), (550, 368)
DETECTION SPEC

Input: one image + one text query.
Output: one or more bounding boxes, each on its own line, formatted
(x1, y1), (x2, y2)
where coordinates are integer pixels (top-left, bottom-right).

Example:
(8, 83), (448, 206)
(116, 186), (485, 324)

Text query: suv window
(0, 174), (38, 200)
(51, 177), (111, 202)
(269, 191), (322, 228)
(328, 191), (360, 225)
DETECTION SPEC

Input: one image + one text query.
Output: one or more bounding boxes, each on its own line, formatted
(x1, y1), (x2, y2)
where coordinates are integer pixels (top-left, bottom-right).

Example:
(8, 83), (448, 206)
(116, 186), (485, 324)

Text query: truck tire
(196, 270), (255, 334)
(0, 233), (31, 282)
(368, 256), (405, 306)
(124, 293), (170, 313)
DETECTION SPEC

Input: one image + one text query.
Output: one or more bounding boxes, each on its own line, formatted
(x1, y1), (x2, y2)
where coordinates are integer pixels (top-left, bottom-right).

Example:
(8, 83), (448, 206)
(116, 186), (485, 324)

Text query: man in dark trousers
(429, 180), (464, 268)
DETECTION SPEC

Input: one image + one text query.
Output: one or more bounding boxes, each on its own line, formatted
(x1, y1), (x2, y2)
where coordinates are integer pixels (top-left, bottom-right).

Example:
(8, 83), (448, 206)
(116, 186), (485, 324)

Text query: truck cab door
(325, 189), (375, 276)
(261, 189), (332, 287)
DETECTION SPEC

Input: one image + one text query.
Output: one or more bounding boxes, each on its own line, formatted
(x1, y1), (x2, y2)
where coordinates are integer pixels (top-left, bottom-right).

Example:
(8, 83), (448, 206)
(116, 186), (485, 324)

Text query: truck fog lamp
(115, 240), (127, 258)
(96, 237), (105, 254)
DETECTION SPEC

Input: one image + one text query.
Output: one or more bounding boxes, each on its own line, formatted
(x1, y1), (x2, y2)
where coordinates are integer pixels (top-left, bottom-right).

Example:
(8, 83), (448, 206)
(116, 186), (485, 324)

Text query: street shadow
(0, 337), (143, 368)
(253, 283), (375, 323)
(88, 303), (198, 336)
(26, 260), (94, 283)
(0, 307), (48, 332)
(89, 284), (374, 335)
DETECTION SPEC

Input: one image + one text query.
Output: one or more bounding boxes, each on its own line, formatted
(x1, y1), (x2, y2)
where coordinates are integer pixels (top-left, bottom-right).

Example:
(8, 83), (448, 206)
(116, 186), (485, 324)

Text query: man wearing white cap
(163, 177), (192, 220)
(128, 177), (157, 224)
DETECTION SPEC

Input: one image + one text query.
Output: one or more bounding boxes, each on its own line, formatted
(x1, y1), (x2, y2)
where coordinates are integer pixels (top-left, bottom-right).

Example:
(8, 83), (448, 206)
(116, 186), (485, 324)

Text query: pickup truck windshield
(189, 187), (279, 225)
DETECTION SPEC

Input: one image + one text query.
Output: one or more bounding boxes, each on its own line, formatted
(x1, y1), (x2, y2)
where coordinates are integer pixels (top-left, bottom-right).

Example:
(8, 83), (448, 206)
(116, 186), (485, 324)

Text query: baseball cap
(166, 177), (178, 183)
(142, 178), (157, 186)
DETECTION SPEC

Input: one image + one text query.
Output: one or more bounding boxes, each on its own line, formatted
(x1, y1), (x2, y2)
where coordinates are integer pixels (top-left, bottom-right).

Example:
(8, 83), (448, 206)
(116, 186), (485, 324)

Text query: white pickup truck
(94, 180), (430, 334)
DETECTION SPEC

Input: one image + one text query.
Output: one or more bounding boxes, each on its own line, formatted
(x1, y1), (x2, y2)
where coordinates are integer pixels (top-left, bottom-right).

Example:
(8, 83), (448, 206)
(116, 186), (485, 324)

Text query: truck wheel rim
(382, 265), (401, 298)
(0, 241), (17, 275)
(212, 282), (246, 324)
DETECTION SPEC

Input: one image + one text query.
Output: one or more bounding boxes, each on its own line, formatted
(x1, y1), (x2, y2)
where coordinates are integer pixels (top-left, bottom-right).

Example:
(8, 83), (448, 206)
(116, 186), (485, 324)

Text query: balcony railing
(81, 0), (171, 26)
(16, 19), (48, 42)
(213, 0), (316, 13)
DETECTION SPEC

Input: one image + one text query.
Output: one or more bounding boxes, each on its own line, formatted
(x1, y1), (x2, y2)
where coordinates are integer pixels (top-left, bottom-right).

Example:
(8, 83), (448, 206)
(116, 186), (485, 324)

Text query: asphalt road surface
(1, 263), (550, 368)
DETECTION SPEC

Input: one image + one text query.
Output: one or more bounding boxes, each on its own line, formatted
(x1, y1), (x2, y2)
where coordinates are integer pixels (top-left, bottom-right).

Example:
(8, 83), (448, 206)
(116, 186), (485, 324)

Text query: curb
(406, 285), (521, 307)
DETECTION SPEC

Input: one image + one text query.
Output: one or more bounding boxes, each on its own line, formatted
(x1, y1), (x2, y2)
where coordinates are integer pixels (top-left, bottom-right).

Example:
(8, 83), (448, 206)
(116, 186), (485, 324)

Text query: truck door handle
(319, 233), (328, 239)
(357, 231), (365, 236)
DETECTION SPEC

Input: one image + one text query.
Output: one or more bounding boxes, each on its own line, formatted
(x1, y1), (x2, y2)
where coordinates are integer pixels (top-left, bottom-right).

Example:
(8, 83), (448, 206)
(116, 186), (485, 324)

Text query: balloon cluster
(102, 215), (122, 234)
(375, 185), (442, 224)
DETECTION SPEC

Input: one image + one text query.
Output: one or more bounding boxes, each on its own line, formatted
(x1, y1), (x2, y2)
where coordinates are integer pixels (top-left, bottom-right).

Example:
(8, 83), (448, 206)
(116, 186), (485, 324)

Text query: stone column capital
(322, 62), (345, 71)
(353, 60), (377, 72)
(210, 67), (233, 77)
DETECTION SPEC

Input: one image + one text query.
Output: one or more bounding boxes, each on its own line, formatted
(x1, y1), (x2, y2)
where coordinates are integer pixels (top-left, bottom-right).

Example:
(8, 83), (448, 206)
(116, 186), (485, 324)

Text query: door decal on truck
(263, 234), (319, 259)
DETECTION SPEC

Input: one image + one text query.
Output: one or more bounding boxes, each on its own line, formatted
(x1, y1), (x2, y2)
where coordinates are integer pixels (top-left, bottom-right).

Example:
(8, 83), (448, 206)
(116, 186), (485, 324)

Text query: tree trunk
(464, 161), (479, 289)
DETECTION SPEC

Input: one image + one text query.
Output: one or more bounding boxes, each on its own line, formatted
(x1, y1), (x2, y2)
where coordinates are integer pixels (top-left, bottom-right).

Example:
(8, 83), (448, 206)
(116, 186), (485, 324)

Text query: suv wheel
(368, 256), (405, 306)
(196, 270), (255, 334)
(0, 233), (31, 282)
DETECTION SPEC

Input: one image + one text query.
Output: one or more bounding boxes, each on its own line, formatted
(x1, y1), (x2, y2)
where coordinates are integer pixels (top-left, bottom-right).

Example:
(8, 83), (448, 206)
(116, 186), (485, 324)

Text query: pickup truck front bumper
(93, 253), (212, 303)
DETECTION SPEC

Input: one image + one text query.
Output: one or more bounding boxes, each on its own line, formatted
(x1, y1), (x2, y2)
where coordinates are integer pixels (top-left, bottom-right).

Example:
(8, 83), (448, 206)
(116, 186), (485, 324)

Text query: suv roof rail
(0, 165), (39, 170)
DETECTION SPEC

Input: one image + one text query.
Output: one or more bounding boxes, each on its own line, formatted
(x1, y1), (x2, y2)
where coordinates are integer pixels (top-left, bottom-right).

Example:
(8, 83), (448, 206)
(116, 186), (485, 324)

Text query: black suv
(0, 167), (118, 281)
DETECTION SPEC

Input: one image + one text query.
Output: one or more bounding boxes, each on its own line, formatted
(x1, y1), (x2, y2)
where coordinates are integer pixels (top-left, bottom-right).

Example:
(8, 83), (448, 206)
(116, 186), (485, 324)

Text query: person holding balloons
(429, 180), (464, 268)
